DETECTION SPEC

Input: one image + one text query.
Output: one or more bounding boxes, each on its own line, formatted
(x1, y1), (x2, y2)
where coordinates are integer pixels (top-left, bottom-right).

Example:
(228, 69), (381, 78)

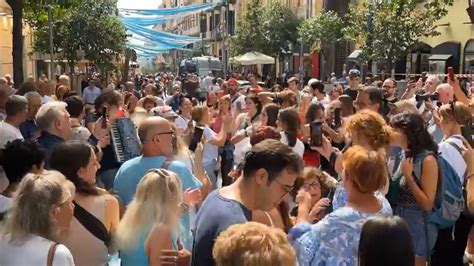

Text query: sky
(117, 0), (163, 9)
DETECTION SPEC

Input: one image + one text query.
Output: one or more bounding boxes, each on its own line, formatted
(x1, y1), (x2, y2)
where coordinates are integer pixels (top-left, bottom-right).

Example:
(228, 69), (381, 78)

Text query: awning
(428, 54), (452, 61)
(348, 50), (362, 60)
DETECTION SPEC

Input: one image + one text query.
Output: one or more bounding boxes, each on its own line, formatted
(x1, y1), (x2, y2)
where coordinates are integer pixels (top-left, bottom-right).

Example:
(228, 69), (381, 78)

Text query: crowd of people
(0, 68), (472, 266)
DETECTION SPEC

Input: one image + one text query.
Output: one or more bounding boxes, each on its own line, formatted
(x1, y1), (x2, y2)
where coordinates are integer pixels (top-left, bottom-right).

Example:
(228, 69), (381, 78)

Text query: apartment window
(464, 39), (474, 73)
(228, 11), (235, 35)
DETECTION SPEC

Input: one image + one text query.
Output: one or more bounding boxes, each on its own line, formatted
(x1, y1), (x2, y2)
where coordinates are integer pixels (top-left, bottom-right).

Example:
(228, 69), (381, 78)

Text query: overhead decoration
(120, 2), (214, 56)
(119, 16), (168, 27)
(119, 3), (215, 16)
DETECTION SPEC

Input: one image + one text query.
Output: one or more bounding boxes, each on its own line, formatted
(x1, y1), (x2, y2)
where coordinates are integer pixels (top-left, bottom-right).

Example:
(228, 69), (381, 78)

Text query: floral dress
(289, 195), (393, 266)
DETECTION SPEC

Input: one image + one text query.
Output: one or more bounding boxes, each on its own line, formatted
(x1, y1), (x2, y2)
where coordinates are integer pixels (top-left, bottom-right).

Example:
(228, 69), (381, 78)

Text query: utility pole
(299, 38), (304, 88)
(48, 3), (54, 80)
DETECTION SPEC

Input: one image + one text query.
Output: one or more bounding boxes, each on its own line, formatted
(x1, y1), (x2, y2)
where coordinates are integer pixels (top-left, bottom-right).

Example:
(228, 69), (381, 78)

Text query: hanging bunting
(119, 3), (215, 16)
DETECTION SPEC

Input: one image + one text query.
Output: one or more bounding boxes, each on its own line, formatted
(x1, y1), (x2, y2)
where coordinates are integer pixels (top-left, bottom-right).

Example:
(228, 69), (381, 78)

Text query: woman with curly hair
(291, 167), (338, 224)
(314, 110), (393, 210)
(389, 112), (439, 266)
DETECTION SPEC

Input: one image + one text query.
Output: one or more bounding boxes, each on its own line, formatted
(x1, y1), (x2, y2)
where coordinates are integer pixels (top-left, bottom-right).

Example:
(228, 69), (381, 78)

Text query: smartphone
(448, 67), (455, 82)
(101, 106), (108, 129)
(188, 126), (204, 152)
(310, 121), (323, 147)
(461, 124), (473, 146)
(334, 108), (341, 129)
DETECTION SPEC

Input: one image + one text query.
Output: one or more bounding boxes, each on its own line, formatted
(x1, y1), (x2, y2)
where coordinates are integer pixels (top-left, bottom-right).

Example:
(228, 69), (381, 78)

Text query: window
(464, 39), (474, 73)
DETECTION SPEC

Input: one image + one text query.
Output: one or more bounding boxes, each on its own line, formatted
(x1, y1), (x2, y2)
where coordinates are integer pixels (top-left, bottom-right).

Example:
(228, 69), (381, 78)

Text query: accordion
(111, 118), (141, 163)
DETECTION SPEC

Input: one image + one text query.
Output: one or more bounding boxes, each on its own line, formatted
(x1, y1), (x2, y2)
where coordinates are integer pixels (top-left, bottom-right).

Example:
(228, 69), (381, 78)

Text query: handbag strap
(73, 200), (110, 247)
(47, 242), (58, 266)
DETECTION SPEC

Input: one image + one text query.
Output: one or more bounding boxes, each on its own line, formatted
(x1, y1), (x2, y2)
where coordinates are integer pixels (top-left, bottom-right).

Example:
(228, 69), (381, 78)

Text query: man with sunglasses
(192, 139), (304, 266)
(344, 69), (361, 101)
(113, 116), (202, 253)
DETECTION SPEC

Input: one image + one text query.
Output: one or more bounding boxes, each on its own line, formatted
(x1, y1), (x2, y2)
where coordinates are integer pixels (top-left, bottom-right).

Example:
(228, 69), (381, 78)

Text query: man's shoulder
(117, 156), (143, 173)
(199, 190), (249, 219)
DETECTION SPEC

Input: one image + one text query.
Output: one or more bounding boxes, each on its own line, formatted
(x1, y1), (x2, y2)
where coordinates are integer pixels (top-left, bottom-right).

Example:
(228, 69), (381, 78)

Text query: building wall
(0, 0), (36, 79)
(420, 0), (474, 73)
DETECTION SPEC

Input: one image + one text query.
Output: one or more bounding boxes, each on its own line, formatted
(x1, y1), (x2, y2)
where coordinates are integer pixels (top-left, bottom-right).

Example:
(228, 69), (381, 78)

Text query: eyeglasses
(302, 181), (320, 190)
(155, 130), (175, 136)
(382, 85), (395, 89)
(274, 179), (293, 196)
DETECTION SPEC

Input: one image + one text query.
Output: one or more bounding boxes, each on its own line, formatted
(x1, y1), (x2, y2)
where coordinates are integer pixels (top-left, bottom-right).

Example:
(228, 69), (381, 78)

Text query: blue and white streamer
(119, 3), (215, 16)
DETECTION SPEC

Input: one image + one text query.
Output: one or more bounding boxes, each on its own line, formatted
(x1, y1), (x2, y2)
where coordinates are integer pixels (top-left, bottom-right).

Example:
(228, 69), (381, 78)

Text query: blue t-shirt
(192, 190), (252, 266)
(114, 155), (201, 251)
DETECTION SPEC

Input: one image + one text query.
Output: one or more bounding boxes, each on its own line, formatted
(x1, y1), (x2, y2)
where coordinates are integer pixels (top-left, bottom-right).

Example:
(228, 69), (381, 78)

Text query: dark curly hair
(0, 140), (45, 184)
(390, 112), (438, 156)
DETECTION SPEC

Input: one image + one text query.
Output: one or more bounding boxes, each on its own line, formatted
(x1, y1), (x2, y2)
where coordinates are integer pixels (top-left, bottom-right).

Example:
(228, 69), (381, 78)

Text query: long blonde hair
(2, 171), (75, 243)
(115, 169), (183, 251)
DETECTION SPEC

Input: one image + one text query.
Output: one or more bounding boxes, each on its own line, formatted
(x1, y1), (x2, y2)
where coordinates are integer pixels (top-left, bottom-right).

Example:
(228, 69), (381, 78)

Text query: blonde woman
(116, 169), (191, 266)
(213, 222), (296, 266)
(0, 171), (76, 266)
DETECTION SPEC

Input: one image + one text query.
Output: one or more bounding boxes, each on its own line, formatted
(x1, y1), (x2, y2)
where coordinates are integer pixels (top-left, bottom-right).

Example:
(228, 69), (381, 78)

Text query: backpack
(411, 150), (464, 229)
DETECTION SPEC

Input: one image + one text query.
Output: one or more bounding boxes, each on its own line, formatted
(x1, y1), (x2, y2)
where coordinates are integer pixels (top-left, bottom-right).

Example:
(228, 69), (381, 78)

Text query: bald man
(113, 116), (204, 251)
(435, 83), (454, 104)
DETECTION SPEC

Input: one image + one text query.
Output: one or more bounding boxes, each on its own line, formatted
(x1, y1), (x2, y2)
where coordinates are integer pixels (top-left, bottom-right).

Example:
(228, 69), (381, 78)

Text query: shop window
(464, 39), (474, 73)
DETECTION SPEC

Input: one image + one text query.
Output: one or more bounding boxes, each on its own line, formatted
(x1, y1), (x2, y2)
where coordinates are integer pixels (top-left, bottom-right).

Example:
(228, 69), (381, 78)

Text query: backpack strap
(412, 151), (436, 182)
(73, 200), (110, 247)
(47, 242), (59, 266)
(446, 140), (463, 156)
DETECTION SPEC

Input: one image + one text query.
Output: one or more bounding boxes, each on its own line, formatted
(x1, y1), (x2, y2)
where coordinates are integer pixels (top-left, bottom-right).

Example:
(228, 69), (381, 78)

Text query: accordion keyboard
(110, 118), (141, 163)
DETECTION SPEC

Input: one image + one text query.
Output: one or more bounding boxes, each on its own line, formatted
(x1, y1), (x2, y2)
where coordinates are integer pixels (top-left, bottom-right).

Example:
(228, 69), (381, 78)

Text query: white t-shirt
(0, 121), (24, 148)
(280, 132), (304, 157)
(0, 234), (75, 266)
(311, 94), (331, 107)
(439, 135), (467, 182)
(231, 94), (246, 118)
(203, 126), (219, 166)
(0, 195), (11, 213)
(175, 115), (191, 132)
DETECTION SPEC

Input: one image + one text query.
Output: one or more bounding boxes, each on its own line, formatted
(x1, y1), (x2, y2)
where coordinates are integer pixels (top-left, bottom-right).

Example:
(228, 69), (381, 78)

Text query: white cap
(308, 78), (320, 86)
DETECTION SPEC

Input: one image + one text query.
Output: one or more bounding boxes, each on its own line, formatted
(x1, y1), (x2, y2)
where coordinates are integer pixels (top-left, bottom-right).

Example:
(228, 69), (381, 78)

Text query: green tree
(229, 1), (299, 58)
(344, 0), (453, 74)
(298, 10), (345, 80)
(228, 0), (264, 57)
(24, 0), (126, 73)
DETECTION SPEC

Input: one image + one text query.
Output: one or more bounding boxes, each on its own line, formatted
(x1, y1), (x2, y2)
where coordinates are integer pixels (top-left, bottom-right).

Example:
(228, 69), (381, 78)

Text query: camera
(415, 92), (439, 102)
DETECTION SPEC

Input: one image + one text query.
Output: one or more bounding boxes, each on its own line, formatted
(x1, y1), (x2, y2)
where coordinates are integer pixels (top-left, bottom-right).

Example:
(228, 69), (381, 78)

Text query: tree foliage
(344, 0), (453, 68)
(298, 10), (345, 56)
(24, 0), (126, 71)
(229, 1), (300, 57)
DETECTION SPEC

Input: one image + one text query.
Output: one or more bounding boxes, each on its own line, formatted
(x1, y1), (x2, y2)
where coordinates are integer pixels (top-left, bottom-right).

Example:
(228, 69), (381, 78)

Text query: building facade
(412, 0), (474, 74)
(0, 0), (36, 79)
